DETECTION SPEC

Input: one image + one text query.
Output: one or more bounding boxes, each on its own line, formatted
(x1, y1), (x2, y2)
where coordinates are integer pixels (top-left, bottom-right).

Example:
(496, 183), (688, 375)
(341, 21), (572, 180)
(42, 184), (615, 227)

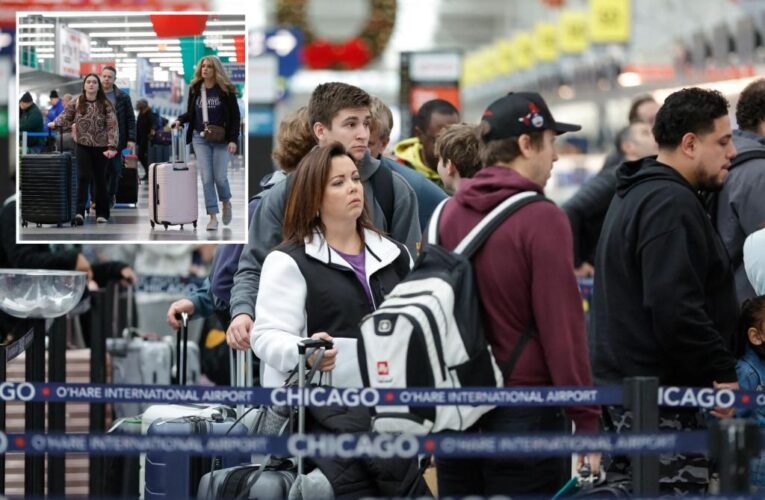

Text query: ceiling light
(18, 41), (55, 46)
(202, 30), (244, 36)
(108, 39), (181, 46)
(17, 23), (55, 29)
(90, 47), (115, 52)
(217, 52), (237, 57)
(88, 31), (156, 38)
(67, 22), (153, 29)
(17, 33), (55, 39)
(124, 47), (181, 52)
(207, 21), (245, 27)
(136, 51), (186, 57)
(150, 57), (183, 63)
(36, 48), (55, 53)
(617, 72), (642, 87)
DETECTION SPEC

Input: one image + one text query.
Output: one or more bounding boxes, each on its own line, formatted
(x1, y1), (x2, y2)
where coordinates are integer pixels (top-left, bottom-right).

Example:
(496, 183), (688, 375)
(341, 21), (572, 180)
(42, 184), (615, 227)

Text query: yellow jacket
(393, 137), (442, 185)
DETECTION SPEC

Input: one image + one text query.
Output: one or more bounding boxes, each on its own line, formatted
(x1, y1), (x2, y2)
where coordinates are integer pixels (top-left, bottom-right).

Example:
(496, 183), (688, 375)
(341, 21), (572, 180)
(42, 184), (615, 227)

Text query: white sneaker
(74, 214), (84, 226)
(206, 219), (219, 231)
(96, 217), (108, 223)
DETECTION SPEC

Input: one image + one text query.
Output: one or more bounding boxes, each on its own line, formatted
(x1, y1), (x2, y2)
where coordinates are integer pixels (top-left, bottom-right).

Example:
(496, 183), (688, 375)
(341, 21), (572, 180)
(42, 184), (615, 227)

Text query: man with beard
(591, 88), (739, 494)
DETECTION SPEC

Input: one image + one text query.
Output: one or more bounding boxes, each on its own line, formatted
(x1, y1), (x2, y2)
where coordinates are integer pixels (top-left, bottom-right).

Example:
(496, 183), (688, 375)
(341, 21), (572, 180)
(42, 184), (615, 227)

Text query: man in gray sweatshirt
(226, 83), (420, 350)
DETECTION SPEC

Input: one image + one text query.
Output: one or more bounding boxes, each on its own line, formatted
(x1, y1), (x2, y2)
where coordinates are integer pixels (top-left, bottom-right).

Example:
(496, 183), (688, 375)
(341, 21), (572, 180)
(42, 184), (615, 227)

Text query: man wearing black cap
(431, 92), (600, 496)
(19, 92), (45, 154)
(46, 90), (64, 124)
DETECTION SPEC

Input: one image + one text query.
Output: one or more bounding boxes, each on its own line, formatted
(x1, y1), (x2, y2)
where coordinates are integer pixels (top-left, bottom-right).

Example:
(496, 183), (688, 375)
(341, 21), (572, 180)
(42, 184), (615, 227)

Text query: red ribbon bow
(303, 37), (372, 70)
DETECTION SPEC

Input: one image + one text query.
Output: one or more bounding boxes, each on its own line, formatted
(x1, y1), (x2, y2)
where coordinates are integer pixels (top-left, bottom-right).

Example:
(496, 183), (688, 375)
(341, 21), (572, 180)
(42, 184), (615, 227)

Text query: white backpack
(358, 191), (546, 434)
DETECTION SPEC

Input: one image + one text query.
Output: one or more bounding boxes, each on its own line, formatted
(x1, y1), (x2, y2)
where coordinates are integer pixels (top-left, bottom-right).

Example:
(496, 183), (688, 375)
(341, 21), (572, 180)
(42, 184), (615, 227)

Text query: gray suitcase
(196, 340), (333, 499)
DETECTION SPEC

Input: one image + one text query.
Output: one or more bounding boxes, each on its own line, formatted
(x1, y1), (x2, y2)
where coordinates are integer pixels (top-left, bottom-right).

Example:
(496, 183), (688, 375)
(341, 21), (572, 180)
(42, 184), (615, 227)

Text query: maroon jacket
(436, 166), (600, 433)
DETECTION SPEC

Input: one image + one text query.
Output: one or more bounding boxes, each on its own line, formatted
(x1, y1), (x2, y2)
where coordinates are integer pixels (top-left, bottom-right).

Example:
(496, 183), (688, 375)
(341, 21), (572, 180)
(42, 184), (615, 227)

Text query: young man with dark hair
(591, 87), (739, 494)
(394, 99), (459, 186)
(433, 91), (600, 496)
(226, 82), (420, 351)
(435, 123), (482, 194)
(368, 96), (446, 229)
(101, 65), (136, 207)
(715, 78), (765, 301)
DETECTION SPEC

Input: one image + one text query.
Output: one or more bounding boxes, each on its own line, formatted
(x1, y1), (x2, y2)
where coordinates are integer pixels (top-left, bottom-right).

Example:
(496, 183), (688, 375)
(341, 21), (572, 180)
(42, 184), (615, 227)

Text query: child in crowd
(735, 295), (765, 491)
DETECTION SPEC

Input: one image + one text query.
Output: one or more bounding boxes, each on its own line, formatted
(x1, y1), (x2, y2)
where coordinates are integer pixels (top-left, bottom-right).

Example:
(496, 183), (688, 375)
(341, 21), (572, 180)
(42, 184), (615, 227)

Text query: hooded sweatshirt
(394, 137), (442, 186)
(716, 129), (765, 301)
(744, 228), (765, 296)
(436, 166), (600, 433)
(591, 157), (738, 387)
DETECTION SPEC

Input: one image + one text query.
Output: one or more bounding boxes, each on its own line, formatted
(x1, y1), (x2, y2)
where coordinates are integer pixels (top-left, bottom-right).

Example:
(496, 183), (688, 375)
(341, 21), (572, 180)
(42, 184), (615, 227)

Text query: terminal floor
(19, 160), (247, 243)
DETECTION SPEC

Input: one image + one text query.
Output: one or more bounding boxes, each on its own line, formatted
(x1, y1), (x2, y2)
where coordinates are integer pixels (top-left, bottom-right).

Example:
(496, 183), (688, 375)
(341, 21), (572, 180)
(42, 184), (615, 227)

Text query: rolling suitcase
(197, 339), (334, 499)
(19, 132), (77, 227)
(107, 286), (174, 419)
(148, 128), (197, 230)
(141, 314), (248, 499)
(116, 154), (139, 205)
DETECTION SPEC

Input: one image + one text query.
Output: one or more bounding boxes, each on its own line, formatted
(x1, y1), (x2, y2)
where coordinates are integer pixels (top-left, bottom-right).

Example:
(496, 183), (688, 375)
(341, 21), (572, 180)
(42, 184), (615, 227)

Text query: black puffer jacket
(178, 81), (241, 145)
(306, 405), (429, 498)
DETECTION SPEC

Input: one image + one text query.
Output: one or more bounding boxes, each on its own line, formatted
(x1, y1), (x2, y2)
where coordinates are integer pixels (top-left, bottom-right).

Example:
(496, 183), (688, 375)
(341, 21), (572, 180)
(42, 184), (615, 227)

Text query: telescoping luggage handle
(175, 312), (189, 386)
(296, 338), (333, 476)
(170, 125), (189, 171)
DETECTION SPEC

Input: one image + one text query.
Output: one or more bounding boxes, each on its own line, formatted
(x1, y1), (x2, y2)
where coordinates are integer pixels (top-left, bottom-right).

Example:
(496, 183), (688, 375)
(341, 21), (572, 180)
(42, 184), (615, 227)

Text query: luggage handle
(296, 339), (334, 476)
(174, 312), (189, 386)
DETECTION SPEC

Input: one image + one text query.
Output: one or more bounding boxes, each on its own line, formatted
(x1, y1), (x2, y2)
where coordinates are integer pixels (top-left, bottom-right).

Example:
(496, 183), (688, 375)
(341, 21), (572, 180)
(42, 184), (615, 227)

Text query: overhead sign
(222, 63), (245, 84)
(409, 52), (462, 82)
(589, 0), (631, 44)
(144, 82), (173, 96)
(513, 33), (535, 70)
(263, 28), (303, 78)
(535, 22), (558, 62)
(57, 25), (90, 78)
(80, 61), (115, 76)
(248, 54), (278, 104)
(560, 11), (589, 53)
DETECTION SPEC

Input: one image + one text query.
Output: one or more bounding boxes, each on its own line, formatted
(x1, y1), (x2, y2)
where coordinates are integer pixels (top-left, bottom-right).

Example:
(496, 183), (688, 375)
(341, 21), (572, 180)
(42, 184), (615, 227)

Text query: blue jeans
(192, 131), (231, 215)
(107, 154), (123, 197)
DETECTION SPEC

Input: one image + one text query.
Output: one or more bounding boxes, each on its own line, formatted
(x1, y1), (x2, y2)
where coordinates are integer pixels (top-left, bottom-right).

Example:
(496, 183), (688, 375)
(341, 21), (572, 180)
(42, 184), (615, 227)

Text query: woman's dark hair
(77, 73), (114, 116)
(737, 296), (765, 358)
(282, 142), (378, 246)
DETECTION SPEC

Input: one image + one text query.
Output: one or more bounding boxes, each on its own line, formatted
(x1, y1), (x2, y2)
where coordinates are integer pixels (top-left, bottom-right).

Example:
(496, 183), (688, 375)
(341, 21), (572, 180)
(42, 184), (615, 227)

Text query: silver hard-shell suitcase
(148, 127), (198, 230)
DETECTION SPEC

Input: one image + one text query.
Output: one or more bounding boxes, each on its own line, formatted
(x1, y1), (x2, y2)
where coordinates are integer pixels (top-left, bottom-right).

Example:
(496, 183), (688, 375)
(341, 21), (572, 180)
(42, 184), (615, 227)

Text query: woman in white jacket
(250, 143), (412, 387)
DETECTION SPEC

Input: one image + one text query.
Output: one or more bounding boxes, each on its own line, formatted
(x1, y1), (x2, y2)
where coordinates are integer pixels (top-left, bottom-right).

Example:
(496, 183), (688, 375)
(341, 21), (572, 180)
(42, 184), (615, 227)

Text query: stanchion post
(48, 317), (67, 496)
(709, 418), (760, 494)
(24, 318), (46, 497)
(0, 338), (6, 495)
(623, 376), (659, 496)
(89, 289), (109, 497)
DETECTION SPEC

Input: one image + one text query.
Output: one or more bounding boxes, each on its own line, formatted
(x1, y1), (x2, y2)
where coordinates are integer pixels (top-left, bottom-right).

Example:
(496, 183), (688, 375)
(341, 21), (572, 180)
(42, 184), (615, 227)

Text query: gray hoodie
(744, 228), (765, 296)
(716, 129), (765, 301)
(230, 150), (420, 320)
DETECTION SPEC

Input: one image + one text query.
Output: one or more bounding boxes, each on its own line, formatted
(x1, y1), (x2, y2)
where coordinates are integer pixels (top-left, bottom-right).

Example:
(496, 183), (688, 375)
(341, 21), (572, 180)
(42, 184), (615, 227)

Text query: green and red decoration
(277, 0), (396, 70)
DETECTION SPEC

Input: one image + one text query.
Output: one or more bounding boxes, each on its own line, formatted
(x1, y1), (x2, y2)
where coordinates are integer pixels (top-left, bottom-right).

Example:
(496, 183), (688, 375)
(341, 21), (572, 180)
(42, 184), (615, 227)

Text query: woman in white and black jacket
(175, 55), (241, 231)
(250, 142), (423, 497)
(251, 142), (412, 388)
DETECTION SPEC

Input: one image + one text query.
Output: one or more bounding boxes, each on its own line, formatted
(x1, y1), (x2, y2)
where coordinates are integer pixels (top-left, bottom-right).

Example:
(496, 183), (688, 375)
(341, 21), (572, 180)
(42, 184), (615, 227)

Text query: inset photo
(16, 12), (247, 243)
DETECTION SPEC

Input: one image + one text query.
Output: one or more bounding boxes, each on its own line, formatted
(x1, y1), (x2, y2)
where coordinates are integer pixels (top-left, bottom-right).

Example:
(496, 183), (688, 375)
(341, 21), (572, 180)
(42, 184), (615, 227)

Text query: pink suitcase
(148, 129), (198, 230)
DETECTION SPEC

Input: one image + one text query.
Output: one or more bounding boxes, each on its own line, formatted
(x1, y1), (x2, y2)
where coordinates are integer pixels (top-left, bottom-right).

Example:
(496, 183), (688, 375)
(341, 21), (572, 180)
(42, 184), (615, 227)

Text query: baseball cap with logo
(480, 92), (581, 141)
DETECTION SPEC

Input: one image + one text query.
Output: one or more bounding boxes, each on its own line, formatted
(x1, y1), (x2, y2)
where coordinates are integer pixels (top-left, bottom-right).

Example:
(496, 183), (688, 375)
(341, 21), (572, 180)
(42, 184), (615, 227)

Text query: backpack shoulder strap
(730, 149), (765, 169)
(455, 191), (548, 258)
(426, 198), (450, 246)
(370, 162), (395, 231)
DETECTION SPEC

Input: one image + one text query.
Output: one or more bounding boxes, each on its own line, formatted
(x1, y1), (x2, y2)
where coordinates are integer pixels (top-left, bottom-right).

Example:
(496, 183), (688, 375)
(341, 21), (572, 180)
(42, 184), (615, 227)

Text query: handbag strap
(201, 85), (209, 125)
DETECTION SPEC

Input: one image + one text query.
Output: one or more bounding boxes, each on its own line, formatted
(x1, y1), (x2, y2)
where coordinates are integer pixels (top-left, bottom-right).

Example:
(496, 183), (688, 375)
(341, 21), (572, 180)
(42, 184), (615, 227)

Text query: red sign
(409, 86), (461, 115)
(376, 361), (389, 377)
(80, 61), (116, 76)
(150, 14), (207, 38)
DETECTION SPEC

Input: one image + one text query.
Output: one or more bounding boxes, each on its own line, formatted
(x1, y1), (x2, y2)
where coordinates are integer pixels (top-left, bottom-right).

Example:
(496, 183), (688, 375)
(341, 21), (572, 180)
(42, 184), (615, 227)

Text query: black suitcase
(19, 150), (77, 227)
(116, 155), (139, 205)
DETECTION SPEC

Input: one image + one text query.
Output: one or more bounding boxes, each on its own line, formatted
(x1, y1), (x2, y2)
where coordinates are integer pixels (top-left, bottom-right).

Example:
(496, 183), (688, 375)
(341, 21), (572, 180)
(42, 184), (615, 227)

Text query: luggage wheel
(56, 223), (62, 228)
(180, 224), (184, 230)
(193, 220), (197, 230)
(21, 221), (28, 228)
(36, 224), (42, 228)
(163, 223), (169, 230)
(150, 221), (155, 229)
